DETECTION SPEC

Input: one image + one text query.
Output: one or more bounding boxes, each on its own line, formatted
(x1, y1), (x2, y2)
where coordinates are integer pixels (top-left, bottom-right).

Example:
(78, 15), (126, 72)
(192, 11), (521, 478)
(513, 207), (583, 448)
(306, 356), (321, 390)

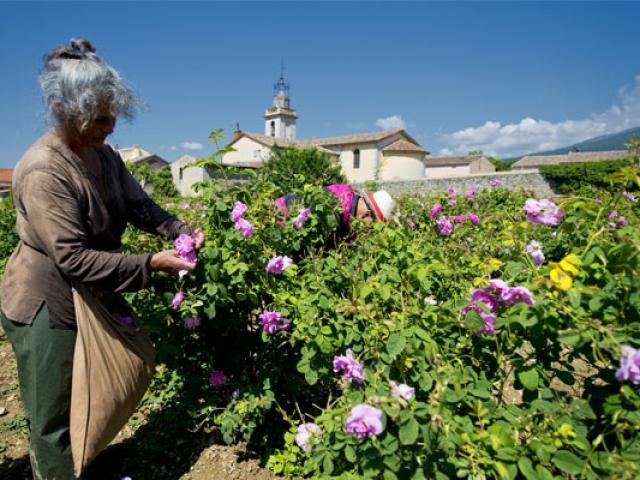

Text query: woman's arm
(110, 148), (189, 240)
(22, 169), (156, 292)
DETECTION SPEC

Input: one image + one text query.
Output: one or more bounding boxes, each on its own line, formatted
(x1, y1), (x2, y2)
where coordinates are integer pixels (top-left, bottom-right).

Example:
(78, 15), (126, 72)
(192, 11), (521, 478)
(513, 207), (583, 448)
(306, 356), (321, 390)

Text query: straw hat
(367, 190), (396, 221)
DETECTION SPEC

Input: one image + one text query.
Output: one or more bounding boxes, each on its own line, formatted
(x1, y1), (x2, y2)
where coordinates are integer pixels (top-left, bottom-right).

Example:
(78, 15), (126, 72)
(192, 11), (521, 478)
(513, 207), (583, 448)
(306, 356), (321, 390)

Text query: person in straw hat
(275, 183), (396, 243)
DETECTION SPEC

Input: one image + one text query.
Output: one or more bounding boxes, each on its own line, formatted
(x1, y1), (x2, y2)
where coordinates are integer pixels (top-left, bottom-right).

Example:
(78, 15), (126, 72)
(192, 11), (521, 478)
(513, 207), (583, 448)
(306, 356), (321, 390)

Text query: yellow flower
(550, 266), (573, 290)
(549, 253), (582, 290)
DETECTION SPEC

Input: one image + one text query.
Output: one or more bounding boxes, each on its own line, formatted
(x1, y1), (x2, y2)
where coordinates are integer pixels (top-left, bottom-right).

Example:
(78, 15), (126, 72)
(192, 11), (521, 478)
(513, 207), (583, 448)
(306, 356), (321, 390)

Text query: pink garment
(273, 196), (289, 217)
(325, 184), (354, 223)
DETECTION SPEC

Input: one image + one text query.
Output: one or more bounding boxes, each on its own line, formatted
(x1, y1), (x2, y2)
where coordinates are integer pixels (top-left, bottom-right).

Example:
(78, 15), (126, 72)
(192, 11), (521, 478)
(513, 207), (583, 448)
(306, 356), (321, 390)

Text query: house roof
(382, 138), (427, 154)
(425, 155), (485, 167)
(0, 168), (13, 183)
(298, 128), (405, 147)
(227, 128), (428, 159)
(231, 132), (298, 149)
(513, 150), (629, 168)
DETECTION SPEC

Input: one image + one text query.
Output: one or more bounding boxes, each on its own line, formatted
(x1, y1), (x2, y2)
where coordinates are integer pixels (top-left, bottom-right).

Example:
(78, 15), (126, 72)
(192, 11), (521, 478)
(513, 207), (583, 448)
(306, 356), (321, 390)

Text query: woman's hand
(149, 249), (196, 276)
(192, 228), (205, 250)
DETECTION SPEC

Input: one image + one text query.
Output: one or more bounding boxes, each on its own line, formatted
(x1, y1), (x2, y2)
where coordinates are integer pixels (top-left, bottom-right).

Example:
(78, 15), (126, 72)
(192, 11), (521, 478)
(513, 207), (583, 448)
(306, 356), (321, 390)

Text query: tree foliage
(125, 161), (179, 199)
(540, 159), (634, 194)
(260, 147), (347, 195)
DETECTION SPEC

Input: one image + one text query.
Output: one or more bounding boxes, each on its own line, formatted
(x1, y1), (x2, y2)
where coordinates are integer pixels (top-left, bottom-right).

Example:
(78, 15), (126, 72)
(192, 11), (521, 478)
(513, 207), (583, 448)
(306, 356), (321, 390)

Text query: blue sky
(1, 1), (639, 167)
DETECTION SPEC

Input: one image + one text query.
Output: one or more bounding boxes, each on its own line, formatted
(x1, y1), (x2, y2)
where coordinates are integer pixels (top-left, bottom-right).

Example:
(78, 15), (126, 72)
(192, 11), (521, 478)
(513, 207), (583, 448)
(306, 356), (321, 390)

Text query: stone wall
(353, 169), (555, 197)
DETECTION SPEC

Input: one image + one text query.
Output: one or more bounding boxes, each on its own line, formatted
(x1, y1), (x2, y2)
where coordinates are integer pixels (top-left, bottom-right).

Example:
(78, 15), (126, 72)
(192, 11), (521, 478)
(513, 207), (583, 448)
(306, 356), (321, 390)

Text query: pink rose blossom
(175, 234), (195, 257)
(292, 207), (311, 230)
(333, 349), (365, 384)
(390, 381), (415, 401)
(430, 203), (443, 218)
(259, 311), (291, 334)
(615, 346), (640, 384)
(209, 370), (226, 386)
(437, 216), (453, 236)
(171, 291), (185, 309)
(230, 201), (247, 222)
(266, 255), (293, 274)
(346, 404), (384, 438)
(234, 218), (254, 239)
(523, 199), (564, 226)
(295, 423), (320, 452)
(184, 316), (201, 329)
(525, 240), (545, 266)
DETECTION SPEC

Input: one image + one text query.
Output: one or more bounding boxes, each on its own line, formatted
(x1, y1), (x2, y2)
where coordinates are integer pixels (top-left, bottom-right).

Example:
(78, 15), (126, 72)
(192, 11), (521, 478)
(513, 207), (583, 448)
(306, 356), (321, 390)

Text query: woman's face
(63, 109), (116, 151)
(81, 113), (116, 148)
(355, 197), (375, 222)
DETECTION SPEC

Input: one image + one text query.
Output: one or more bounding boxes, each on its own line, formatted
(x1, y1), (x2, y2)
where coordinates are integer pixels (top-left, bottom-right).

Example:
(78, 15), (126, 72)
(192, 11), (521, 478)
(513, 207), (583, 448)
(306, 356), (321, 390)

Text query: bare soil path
(0, 326), (279, 480)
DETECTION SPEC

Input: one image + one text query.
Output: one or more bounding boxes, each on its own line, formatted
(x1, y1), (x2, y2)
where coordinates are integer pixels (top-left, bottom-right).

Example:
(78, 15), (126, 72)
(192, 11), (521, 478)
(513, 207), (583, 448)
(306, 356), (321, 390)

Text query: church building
(221, 73), (429, 182)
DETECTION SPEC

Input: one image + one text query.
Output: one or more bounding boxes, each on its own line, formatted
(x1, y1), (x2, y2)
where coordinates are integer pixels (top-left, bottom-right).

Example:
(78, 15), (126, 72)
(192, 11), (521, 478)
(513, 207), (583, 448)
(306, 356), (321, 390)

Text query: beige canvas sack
(70, 283), (156, 477)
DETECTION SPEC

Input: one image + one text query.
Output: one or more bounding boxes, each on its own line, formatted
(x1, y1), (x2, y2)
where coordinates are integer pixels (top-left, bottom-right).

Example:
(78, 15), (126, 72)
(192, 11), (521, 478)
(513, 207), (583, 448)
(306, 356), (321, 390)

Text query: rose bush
(1, 159), (639, 479)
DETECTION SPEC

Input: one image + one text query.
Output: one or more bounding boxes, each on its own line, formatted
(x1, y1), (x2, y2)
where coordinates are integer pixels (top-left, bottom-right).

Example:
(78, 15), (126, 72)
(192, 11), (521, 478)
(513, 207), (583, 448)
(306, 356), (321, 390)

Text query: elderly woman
(0, 39), (200, 478)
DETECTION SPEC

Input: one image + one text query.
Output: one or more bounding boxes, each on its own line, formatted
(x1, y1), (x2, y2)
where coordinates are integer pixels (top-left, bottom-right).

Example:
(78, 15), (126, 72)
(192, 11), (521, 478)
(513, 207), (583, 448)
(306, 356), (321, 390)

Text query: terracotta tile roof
(426, 155), (485, 167)
(0, 168), (13, 183)
(298, 129), (404, 147)
(240, 132), (298, 148)
(513, 150), (629, 168)
(382, 138), (427, 154)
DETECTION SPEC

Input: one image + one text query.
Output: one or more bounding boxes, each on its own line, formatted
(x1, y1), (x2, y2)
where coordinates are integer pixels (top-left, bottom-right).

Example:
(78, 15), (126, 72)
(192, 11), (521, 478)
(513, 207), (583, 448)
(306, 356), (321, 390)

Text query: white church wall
(339, 143), (379, 182)
(222, 137), (271, 166)
(379, 152), (425, 180)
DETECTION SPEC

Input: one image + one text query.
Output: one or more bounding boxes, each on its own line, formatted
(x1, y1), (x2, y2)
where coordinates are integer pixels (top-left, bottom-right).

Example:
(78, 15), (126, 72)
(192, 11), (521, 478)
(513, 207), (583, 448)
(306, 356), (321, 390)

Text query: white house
(424, 155), (496, 178)
(170, 155), (213, 196)
(117, 145), (169, 170)
(221, 73), (429, 182)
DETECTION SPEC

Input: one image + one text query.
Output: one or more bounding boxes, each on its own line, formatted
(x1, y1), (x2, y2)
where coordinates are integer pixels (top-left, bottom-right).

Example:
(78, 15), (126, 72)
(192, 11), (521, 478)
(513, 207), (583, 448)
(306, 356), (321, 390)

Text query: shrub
(539, 159), (632, 194)
(260, 147), (347, 195)
(124, 181), (640, 479)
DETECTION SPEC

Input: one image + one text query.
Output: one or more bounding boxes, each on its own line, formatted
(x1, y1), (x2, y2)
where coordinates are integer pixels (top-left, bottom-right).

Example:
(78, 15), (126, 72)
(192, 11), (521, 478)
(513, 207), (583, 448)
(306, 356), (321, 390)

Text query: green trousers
(2, 305), (77, 480)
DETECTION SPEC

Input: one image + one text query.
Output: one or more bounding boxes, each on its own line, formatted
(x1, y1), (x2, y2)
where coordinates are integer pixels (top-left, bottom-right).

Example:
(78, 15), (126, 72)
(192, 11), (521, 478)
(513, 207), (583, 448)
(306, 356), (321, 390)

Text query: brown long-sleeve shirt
(1, 130), (187, 329)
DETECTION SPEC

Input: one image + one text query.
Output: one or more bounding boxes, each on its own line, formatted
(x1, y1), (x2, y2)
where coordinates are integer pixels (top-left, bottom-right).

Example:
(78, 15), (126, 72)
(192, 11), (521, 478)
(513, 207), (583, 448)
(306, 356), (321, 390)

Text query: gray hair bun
(46, 39), (96, 62)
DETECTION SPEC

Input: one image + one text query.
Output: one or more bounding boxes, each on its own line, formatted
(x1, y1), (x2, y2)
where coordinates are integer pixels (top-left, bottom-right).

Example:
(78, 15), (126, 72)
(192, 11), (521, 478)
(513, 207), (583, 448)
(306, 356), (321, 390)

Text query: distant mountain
(525, 126), (640, 157)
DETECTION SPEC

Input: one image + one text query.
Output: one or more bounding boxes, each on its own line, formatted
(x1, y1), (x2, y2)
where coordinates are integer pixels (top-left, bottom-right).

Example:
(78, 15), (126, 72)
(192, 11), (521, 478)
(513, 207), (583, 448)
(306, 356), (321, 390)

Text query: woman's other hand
(193, 228), (205, 250)
(150, 250), (196, 276)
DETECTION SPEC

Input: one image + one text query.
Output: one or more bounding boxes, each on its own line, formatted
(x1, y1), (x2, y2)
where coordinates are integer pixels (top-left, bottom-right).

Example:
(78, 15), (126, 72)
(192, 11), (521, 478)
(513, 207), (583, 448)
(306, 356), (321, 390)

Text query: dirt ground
(0, 326), (279, 480)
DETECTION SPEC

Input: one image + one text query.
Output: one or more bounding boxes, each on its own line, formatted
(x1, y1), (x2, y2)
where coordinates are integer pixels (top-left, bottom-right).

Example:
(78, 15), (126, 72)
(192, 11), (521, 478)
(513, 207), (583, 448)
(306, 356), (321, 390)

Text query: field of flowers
(1, 163), (639, 479)
(114, 169), (640, 480)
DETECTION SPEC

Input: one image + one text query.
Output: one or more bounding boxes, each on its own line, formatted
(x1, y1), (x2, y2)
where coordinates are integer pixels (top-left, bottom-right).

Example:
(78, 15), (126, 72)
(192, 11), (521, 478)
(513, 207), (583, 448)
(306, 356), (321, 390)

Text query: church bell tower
(264, 67), (297, 140)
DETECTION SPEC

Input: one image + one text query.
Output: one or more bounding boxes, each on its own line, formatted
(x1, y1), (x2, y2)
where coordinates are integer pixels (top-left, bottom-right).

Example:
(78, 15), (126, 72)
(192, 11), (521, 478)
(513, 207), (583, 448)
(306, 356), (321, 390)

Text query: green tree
(125, 161), (179, 199)
(260, 147), (346, 194)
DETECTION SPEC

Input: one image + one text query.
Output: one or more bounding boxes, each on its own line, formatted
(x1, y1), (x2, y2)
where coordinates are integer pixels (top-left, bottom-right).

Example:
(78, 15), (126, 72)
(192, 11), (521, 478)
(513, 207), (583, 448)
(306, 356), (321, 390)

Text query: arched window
(270, 121), (276, 137)
(353, 149), (360, 169)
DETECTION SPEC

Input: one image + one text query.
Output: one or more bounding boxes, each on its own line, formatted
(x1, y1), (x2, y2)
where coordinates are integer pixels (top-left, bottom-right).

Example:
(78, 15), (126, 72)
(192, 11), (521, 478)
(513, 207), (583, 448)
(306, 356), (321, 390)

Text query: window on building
(179, 167), (184, 181)
(253, 149), (261, 159)
(270, 121), (275, 137)
(353, 149), (360, 169)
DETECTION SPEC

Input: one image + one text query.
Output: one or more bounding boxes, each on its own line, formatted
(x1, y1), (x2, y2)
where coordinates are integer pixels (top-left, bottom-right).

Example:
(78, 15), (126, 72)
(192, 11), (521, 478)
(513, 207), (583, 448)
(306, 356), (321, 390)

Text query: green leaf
(518, 368), (539, 391)
(384, 470), (400, 480)
(557, 330), (581, 346)
(344, 445), (357, 463)
(305, 370), (318, 385)
(399, 417), (419, 445)
(387, 333), (406, 357)
(552, 450), (585, 475)
(517, 457), (538, 480)
(322, 453), (334, 474)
